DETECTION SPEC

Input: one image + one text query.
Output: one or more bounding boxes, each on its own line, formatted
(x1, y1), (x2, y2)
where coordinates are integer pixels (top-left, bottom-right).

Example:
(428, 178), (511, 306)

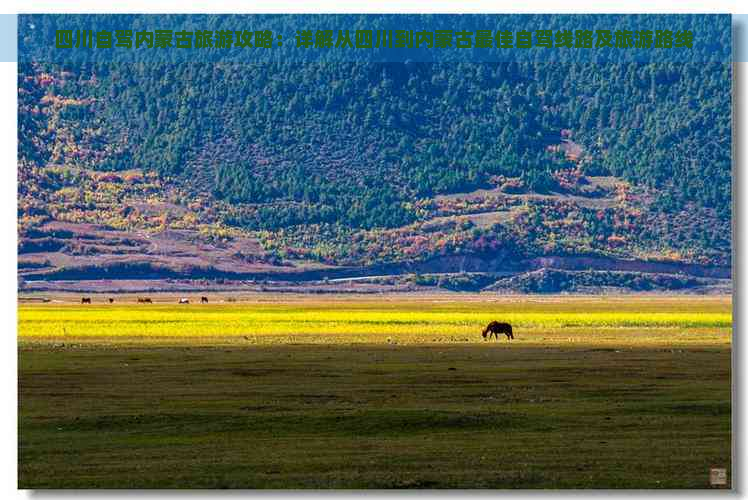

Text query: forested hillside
(17, 59), (732, 293)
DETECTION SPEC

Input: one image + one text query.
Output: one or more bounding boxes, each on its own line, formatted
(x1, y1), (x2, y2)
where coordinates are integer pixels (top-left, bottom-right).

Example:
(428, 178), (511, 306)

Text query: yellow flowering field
(17, 296), (732, 346)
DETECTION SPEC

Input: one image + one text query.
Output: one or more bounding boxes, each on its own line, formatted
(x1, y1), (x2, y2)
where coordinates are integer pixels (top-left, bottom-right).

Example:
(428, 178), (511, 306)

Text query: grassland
(18, 295), (732, 488)
(18, 295), (732, 345)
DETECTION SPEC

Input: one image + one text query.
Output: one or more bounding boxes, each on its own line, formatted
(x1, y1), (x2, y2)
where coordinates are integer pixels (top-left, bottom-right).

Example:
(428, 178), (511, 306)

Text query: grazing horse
(178, 298), (190, 304)
(108, 298), (114, 304)
(81, 297), (91, 304)
(201, 296), (209, 304)
(482, 321), (514, 341)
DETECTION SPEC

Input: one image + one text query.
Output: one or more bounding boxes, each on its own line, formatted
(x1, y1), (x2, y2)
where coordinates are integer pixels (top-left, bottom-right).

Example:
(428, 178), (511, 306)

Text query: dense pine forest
(17, 58), (732, 292)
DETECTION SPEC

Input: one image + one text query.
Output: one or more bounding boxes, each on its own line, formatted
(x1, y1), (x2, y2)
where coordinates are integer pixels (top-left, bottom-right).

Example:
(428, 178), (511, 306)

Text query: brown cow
(482, 321), (514, 341)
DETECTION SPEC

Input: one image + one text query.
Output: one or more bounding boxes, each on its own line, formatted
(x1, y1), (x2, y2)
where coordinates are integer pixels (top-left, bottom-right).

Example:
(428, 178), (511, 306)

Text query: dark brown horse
(482, 321), (513, 341)
(201, 296), (209, 304)
(81, 297), (91, 304)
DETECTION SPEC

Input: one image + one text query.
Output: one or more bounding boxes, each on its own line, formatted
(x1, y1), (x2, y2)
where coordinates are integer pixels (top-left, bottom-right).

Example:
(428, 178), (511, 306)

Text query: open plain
(18, 295), (732, 488)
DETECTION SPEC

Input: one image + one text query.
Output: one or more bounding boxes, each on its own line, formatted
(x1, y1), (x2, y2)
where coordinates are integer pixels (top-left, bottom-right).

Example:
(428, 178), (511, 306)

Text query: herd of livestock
(81, 296), (209, 304)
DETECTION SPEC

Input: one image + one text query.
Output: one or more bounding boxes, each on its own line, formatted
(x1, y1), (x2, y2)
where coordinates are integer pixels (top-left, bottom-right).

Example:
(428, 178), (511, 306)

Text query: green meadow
(18, 295), (732, 488)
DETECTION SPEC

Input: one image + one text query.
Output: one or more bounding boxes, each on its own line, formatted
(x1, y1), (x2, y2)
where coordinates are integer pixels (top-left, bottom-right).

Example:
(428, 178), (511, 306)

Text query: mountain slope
(17, 61), (732, 292)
